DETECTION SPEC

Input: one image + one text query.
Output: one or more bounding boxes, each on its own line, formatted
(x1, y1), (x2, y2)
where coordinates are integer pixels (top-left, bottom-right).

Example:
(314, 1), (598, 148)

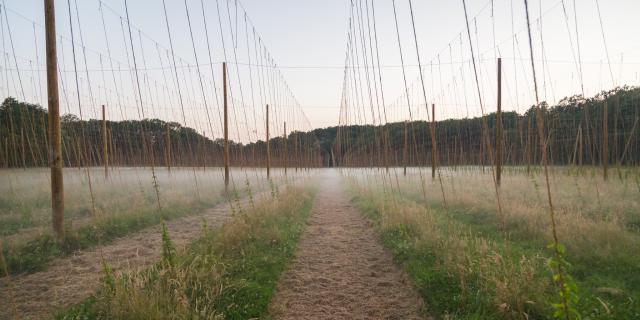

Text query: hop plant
(548, 242), (580, 320)
(101, 261), (115, 294)
(161, 222), (176, 269)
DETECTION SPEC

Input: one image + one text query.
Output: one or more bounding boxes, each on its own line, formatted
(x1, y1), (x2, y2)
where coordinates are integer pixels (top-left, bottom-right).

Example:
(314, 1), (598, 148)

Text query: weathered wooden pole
(603, 101), (608, 180)
(431, 104), (437, 180)
(223, 62), (230, 191)
(266, 104), (271, 179)
(102, 105), (109, 179)
(45, 0), (64, 241)
(496, 58), (503, 186)
(283, 121), (288, 175)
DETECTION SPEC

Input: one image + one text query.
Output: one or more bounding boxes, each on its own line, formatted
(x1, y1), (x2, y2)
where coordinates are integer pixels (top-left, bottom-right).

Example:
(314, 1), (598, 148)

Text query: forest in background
(1, 86), (639, 168)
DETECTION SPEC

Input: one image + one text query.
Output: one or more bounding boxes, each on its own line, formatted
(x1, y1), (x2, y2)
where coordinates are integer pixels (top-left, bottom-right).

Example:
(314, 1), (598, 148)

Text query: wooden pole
(431, 104), (437, 180)
(102, 105), (109, 179)
(45, 0), (64, 241)
(283, 121), (287, 175)
(266, 104), (271, 179)
(496, 58), (503, 186)
(603, 101), (608, 180)
(223, 62), (230, 191)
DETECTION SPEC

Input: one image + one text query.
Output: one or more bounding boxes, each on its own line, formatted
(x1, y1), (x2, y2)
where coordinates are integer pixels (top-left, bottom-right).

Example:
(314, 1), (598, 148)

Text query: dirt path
(0, 194), (263, 320)
(270, 170), (425, 319)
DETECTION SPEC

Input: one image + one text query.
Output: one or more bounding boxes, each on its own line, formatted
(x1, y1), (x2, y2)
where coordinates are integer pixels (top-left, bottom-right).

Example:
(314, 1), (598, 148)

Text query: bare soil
(269, 171), (425, 319)
(0, 195), (258, 320)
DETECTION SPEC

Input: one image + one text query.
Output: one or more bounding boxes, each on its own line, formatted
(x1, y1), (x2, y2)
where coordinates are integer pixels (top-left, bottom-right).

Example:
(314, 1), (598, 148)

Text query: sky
(3, 0), (640, 141)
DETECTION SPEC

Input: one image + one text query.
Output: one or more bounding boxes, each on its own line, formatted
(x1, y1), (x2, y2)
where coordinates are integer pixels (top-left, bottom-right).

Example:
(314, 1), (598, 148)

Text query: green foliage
(351, 180), (640, 320)
(101, 262), (115, 294)
(160, 222), (176, 269)
(324, 86), (640, 166)
(1, 200), (216, 275)
(0, 96), (323, 168)
(56, 188), (315, 319)
(547, 243), (581, 320)
(352, 194), (531, 319)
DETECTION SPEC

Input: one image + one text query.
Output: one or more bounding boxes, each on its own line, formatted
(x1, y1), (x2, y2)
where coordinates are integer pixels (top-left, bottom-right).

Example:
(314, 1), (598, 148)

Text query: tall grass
(347, 167), (640, 319)
(57, 185), (314, 319)
(0, 167), (292, 274)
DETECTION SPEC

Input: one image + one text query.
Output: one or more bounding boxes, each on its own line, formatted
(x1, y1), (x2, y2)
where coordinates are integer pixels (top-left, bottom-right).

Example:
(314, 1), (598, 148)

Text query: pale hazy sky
(4, 0), (640, 141)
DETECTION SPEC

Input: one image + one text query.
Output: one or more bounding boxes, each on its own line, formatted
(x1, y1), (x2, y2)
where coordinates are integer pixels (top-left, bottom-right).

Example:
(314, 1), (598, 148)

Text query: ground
(269, 171), (424, 319)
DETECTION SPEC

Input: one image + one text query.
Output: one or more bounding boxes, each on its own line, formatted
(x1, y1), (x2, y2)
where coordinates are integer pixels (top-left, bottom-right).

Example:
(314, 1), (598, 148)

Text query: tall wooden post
(283, 121), (287, 175)
(223, 62), (230, 191)
(266, 104), (271, 179)
(496, 58), (503, 186)
(45, 0), (64, 241)
(603, 101), (608, 180)
(403, 120), (408, 176)
(431, 104), (437, 179)
(102, 105), (109, 179)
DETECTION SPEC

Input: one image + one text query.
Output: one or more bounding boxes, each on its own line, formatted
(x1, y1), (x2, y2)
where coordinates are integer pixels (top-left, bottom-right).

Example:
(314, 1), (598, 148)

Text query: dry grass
(0, 167), (295, 274)
(352, 184), (551, 318)
(0, 168), (289, 239)
(57, 184), (314, 319)
(347, 166), (640, 319)
(394, 167), (640, 264)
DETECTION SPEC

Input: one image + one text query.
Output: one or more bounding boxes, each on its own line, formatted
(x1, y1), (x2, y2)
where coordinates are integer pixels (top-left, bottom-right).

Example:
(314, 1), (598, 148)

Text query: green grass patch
(351, 193), (544, 319)
(1, 197), (222, 275)
(56, 186), (315, 320)
(437, 205), (640, 319)
(351, 187), (640, 319)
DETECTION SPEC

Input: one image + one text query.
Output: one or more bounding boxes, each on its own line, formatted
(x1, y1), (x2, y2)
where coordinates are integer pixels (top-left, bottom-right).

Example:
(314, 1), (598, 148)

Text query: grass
(351, 188), (551, 319)
(2, 199), (217, 275)
(56, 184), (315, 320)
(0, 167), (291, 275)
(347, 167), (640, 319)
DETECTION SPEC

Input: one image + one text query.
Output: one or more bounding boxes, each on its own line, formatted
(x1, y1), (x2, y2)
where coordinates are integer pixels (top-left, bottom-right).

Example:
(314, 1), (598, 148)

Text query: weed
(57, 186), (315, 319)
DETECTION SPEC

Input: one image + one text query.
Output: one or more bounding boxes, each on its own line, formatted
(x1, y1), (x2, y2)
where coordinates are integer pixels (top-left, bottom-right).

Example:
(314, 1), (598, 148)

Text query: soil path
(270, 170), (425, 319)
(0, 194), (263, 320)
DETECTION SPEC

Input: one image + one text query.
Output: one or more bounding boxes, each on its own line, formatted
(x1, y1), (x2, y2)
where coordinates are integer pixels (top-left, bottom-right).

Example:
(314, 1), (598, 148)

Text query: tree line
(0, 97), (322, 169)
(1, 86), (639, 169)
(323, 86), (640, 168)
